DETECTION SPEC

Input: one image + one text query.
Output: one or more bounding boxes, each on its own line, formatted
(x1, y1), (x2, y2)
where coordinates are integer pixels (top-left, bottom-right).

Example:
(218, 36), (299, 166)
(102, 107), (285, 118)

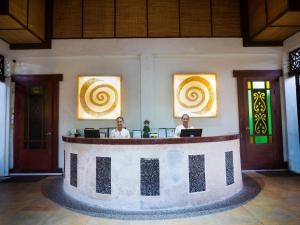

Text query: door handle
(46, 132), (52, 136)
(245, 126), (250, 130)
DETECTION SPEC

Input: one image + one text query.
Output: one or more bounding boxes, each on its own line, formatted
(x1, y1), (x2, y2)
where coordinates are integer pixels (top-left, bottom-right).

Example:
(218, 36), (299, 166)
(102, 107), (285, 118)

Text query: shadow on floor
(0, 176), (48, 183)
(256, 170), (300, 177)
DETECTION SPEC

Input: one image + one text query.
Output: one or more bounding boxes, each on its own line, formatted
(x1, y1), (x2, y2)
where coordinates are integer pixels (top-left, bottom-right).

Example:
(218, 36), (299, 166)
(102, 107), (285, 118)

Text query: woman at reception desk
(174, 113), (194, 137)
(63, 118), (242, 212)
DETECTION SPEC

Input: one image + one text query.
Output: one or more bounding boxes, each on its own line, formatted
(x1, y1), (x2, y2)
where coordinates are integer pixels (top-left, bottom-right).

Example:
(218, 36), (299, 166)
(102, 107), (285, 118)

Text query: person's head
(181, 114), (190, 127)
(116, 116), (124, 130)
(144, 120), (150, 126)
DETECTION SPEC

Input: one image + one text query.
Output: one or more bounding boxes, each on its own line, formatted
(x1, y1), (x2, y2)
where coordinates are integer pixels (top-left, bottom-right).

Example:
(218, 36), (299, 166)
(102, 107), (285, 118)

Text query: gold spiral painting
(77, 76), (121, 119)
(173, 74), (217, 117)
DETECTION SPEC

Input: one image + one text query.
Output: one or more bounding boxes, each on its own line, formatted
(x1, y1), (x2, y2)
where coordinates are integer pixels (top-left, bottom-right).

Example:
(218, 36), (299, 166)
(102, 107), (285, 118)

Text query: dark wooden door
(12, 75), (62, 172)
(234, 70), (284, 169)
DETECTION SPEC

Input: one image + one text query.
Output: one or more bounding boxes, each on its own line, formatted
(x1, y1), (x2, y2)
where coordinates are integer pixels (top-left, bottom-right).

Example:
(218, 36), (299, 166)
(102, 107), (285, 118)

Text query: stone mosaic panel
(140, 158), (160, 196)
(225, 151), (234, 185)
(96, 157), (111, 194)
(63, 150), (65, 178)
(70, 153), (77, 187)
(189, 155), (206, 192)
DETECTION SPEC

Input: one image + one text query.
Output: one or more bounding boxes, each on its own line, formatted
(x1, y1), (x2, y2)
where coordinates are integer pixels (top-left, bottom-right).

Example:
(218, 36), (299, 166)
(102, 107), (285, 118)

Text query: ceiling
(0, 0), (299, 49)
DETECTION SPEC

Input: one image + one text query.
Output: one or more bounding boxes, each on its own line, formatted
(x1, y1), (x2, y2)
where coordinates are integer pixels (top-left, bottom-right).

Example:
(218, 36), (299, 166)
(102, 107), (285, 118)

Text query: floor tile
(1, 172), (300, 225)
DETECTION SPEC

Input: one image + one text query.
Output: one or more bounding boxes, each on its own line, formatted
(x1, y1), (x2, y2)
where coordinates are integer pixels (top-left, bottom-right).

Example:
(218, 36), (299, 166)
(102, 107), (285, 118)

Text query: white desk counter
(62, 135), (242, 211)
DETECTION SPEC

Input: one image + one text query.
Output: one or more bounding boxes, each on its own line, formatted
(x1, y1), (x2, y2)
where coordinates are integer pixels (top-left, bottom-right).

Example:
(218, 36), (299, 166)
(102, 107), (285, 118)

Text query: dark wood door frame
(295, 74), (300, 140)
(11, 74), (63, 173)
(233, 70), (285, 169)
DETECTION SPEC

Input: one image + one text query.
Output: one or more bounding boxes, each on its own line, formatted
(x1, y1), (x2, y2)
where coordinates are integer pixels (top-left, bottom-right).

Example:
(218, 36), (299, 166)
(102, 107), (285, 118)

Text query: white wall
(283, 32), (300, 173)
(7, 38), (283, 168)
(0, 39), (10, 176)
(0, 39), (9, 56)
(0, 82), (7, 176)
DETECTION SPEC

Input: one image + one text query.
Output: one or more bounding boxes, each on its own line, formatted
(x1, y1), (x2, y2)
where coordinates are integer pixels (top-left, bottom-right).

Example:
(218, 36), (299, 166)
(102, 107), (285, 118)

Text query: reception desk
(62, 135), (242, 211)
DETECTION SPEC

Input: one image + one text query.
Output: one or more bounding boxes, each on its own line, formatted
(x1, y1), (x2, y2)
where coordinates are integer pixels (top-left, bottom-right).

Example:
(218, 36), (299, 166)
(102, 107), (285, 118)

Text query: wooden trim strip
(289, 0), (300, 10)
(12, 74), (63, 82)
(233, 70), (282, 78)
(81, 0), (84, 38)
(264, 0), (268, 25)
(0, 0), (9, 14)
(243, 39), (283, 47)
(210, 0), (213, 37)
(178, 0), (181, 37)
(26, 0), (29, 28)
(240, 0), (250, 40)
(114, 0), (116, 37)
(146, 0), (149, 37)
(0, 28), (25, 31)
(62, 134), (239, 145)
(9, 168), (63, 173)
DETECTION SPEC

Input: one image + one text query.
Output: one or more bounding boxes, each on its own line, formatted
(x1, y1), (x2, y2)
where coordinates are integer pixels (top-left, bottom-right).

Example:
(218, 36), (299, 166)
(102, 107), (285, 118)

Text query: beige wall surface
(4, 38), (283, 168)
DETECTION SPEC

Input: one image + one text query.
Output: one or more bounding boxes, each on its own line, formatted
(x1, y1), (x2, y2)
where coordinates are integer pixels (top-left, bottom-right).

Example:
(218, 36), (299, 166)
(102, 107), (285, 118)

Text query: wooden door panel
(12, 74), (62, 173)
(234, 70), (284, 169)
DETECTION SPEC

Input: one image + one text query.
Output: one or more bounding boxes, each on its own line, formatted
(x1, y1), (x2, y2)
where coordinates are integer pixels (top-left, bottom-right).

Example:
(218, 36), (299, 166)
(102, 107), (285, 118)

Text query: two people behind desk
(110, 114), (194, 138)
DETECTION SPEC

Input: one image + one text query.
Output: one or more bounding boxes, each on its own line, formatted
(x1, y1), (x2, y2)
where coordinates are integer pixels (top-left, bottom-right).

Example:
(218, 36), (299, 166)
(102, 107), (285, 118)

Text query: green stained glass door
(234, 70), (284, 170)
(247, 81), (272, 144)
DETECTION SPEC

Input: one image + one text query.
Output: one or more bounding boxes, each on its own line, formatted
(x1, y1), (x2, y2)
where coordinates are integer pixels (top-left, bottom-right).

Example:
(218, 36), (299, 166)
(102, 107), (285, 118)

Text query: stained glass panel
(247, 81), (273, 144)
(255, 136), (268, 144)
(247, 81), (251, 89)
(252, 81), (265, 89)
(248, 90), (253, 135)
(267, 90), (272, 135)
(24, 86), (47, 149)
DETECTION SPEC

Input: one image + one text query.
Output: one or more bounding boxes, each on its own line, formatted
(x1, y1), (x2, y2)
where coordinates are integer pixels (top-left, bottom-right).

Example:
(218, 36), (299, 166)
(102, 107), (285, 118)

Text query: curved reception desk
(62, 135), (242, 211)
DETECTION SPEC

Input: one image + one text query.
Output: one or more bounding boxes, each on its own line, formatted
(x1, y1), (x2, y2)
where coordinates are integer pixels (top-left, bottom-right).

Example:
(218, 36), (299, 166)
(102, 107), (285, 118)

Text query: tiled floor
(0, 172), (300, 225)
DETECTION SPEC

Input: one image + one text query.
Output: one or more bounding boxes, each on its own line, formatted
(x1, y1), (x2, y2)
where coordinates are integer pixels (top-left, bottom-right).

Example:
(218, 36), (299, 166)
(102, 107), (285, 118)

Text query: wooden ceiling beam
(241, 0), (300, 46)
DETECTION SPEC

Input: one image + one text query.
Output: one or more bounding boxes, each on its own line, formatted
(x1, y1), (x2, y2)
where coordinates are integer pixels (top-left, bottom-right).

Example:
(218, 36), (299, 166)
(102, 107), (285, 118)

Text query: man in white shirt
(175, 114), (194, 137)
(110, 116), (130, 139)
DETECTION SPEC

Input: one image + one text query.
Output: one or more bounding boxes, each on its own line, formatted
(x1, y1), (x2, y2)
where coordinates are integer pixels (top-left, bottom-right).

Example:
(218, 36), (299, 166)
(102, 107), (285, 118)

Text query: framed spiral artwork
(173, 74), (217, 118)
(77, 76), (122, 119)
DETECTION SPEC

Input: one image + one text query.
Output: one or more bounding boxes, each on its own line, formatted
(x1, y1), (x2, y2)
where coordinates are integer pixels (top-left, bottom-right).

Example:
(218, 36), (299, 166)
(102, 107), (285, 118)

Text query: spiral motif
(80, 78), (119, 116)
(177, 76), (215, 114)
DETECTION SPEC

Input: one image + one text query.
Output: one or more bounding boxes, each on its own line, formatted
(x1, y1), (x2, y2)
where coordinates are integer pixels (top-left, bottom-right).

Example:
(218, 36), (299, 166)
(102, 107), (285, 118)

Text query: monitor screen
(180, 129), (202, 137)
(84, 129), (100, 138)
(158, 129), (167, 138)
(132, 130), (142, 138)
(166, 128), (175, 137)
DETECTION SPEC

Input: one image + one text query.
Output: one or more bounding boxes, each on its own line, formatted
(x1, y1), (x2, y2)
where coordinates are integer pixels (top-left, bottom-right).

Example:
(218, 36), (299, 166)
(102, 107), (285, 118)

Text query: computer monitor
(158, 128), (167, 138)
(180, 129), (202, 137)
(84, 129), (100, 138)
(166, 128), (175, 137)
(132, 130), (142, 138)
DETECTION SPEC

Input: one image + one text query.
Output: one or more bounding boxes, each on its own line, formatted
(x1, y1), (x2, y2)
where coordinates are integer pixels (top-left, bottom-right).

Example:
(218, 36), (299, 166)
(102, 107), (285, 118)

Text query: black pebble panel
(96, 157), (111, 194)
(63, 150), (65, 178)
(141, 158), (160, 196)
(70, 153), (78, 187)
(225, 151), (234, 185)
(189, 155), (206, 192)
